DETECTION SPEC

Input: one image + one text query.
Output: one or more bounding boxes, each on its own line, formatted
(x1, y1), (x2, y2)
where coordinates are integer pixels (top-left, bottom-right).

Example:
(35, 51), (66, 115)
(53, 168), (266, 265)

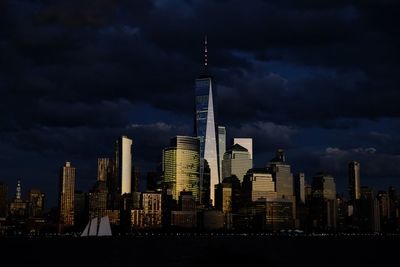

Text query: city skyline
(1, 1), (400, 208)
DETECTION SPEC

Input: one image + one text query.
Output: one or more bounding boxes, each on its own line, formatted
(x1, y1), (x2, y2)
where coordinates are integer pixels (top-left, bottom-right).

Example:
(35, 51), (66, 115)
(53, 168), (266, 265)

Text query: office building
(97, 158), (113, 182)
(243, 169), (276, 202)
(348, 161), (361, 203)
(218, 126), (226, 181)
(28, 189), (45, 218)
(9, 180), (28, 218)
(88, 181), (108, 219)
(142, 192), (162, 228)
(294, 172), (306, 204)
(58, 161), (75, 226)
(233, 138), (253, 160)
(163, 136), (201, 202)
(117, 136), (133, 195)
(267, 149), (294, 198)
(194, 37), (219, 206)
(222, 144), (252, 182)
(311, 173), (337, 230)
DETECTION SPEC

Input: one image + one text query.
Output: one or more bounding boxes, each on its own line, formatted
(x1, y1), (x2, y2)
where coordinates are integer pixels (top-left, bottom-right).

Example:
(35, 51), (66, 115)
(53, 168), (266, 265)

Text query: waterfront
(1, 234), (398, 267)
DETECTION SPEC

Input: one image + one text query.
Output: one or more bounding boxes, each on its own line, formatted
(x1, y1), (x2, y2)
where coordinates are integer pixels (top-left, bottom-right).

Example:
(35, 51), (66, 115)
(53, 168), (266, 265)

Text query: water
(1, 234), (398, 266)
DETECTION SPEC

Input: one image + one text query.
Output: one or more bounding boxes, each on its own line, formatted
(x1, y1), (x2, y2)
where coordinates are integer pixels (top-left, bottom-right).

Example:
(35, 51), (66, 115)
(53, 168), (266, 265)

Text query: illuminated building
(58, 161), (75, 226)
(194, 37), (219, 206)
(163, 136), (200, 202)
(117, 136), (132, 195)
(222, 144), (252, 182)
(233, 138), (253, 160)
(9, 180), (28, 218)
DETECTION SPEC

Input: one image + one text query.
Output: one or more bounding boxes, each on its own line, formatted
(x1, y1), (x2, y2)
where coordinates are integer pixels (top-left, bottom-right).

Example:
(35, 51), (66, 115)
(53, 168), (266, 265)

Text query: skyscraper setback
(194, 37), (219, 206)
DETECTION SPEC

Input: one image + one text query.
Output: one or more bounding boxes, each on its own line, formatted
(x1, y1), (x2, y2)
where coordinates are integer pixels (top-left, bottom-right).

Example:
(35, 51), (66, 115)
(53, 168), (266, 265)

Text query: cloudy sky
(1, 0), (400, 207)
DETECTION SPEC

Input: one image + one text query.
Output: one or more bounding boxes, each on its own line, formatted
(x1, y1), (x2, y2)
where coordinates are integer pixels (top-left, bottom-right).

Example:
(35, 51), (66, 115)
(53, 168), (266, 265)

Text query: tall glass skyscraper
(194, 37), (219, 206)
(163, 136), (200, 202)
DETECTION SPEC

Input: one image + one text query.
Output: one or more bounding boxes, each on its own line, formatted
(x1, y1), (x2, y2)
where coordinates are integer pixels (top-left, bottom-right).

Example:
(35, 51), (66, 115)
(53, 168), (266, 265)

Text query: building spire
(204, 35), (208, 73)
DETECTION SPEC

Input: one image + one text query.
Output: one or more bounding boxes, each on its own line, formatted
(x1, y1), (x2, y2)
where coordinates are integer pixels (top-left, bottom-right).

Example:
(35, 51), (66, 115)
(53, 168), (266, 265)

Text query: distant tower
(222, 144), (252, 182)
(218, 126), (226, 182)
(348, 161), (361, 203)
(194, 36), (219, 206)
(233, 138), (253, 160)
(97, 158), (113, 182)
(117, 136), (133, 195)
(59, 161), (76, 226)
(294, 172), (306, 204)
(16, 180), (21, 200)
(267, 149), (294, 198)
(28, 189), (45, 217)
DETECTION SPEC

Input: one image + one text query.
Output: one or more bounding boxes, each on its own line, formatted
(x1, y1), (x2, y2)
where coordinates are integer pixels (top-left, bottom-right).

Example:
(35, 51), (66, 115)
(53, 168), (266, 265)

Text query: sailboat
(81, 216), (112, 237)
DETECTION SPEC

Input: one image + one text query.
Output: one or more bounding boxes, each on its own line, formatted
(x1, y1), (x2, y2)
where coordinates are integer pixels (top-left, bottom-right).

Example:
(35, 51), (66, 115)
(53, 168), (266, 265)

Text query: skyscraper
(97, 158), (113, 182)
(59, 161), (75, 226)
(117, 136), (133, 195)
(9, 180), (28, 218)
(267, 149), (294, 198)
(218, 126), (226, 181)
(294, 172), (305, 204)
(233, 138), (253, 160)
(28, 189), (45, 218)
(311, 173), (337, 229)
(348, 161), (361, 203)
(163, 136), (201, 202)
(222, 144), (252, 182)
(194, 37), (219, 206)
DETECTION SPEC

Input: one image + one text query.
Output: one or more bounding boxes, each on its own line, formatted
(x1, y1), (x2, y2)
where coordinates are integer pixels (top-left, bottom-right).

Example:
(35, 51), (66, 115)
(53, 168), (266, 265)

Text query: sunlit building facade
(195, 73), (219, 206)
(118, 136), (132, 195)
(222, 144), (252, 182)
(163, 136), (200, 202)
(233, 138), (253, 160)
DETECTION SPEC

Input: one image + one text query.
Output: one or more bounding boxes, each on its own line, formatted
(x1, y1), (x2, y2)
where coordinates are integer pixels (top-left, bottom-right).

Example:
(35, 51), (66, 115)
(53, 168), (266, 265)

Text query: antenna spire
(204, 35), (208, 73)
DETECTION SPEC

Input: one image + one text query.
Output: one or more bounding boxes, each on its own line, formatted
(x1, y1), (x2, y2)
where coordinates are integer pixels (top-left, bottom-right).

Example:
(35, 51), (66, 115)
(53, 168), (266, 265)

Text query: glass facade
(195, 75), (219, 206)
(163, 136), (200, 202)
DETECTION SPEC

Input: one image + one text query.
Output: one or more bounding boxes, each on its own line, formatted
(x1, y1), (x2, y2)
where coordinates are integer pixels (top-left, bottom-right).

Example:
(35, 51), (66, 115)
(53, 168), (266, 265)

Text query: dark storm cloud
(1, 0), (400, 204)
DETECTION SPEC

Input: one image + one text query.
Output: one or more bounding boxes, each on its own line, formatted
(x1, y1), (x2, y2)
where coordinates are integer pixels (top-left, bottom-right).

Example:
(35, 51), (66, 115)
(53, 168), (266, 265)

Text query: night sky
(1, 0), (400, 208)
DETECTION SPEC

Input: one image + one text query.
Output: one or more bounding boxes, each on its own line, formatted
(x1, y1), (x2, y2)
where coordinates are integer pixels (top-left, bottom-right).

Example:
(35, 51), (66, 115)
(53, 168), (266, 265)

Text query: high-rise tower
(117, 136), (133, 195)
(163, 136), (201, 202)
(59, 161), (75, 226)
(194, 36), (219, 206)
(348, 161), (361, 203)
